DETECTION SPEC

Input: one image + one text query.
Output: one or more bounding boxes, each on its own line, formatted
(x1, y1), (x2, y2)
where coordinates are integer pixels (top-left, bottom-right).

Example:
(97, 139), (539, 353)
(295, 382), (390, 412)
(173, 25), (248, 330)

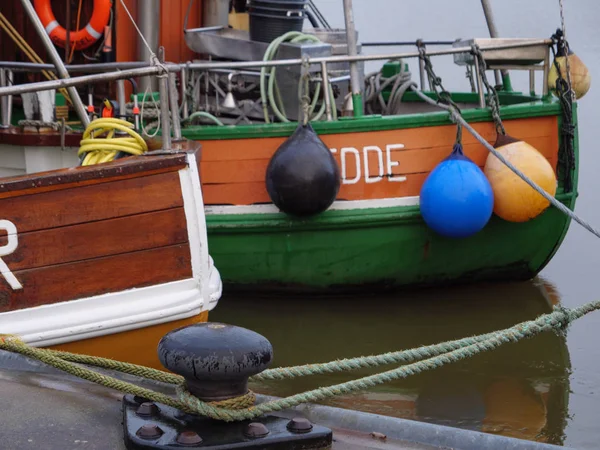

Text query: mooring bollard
(121, 322), (333, 449)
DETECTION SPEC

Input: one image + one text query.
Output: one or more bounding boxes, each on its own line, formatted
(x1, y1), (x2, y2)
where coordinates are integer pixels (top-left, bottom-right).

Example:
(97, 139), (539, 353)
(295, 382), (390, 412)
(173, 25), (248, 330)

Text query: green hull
(187, 94), (579, 293)
(206, 193), (575, 292)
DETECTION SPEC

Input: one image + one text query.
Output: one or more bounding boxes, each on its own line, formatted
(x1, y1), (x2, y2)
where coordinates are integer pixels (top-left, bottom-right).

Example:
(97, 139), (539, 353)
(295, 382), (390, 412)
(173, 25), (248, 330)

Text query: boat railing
(0, 37), (553, 135)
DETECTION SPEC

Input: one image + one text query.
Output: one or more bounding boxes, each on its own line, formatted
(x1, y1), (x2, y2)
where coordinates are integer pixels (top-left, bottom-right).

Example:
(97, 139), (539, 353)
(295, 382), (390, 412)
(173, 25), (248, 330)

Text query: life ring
(34, 0), (112, 50)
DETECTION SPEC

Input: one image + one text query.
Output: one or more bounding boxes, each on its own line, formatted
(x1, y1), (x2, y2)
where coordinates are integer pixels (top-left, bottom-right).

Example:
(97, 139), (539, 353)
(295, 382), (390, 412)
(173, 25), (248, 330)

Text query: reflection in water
(211, 277), (571, 445)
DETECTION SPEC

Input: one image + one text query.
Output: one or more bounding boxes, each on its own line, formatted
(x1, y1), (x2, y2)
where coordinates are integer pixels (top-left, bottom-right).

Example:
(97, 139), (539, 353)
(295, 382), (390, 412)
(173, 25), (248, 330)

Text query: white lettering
(341, 147), (361, 185)
(0, 220), (22, 290)
(329, 144), (408, 185)
(363, 146), (384, 184)
(386, 144), (407, 182)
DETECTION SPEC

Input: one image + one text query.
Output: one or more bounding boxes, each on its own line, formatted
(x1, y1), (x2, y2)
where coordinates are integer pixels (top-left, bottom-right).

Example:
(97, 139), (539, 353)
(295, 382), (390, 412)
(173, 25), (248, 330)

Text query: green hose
(260, 31), (337, 123)
(185, 111), (225, 127)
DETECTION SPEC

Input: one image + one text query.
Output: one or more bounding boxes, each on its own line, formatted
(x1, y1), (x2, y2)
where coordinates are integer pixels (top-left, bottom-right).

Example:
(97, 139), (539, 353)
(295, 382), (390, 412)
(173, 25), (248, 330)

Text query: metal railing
(0, 38), (553, 131)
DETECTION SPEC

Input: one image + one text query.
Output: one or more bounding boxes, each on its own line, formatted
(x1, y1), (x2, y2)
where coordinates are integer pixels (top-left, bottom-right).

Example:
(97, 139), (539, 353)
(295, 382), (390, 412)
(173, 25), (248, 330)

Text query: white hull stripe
(45, 20), (59, 34)
(85, 23), (102, 39)
(204, 196), (421, 215)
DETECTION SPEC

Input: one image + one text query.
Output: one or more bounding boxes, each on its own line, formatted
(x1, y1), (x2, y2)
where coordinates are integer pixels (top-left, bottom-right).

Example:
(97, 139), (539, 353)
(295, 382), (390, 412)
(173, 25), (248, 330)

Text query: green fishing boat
(0, 0), (589, 293)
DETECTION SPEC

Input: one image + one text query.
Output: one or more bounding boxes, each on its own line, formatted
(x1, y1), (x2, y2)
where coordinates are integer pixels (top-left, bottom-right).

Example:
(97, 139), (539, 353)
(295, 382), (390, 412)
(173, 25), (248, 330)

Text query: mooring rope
(1, 299), (598, 422)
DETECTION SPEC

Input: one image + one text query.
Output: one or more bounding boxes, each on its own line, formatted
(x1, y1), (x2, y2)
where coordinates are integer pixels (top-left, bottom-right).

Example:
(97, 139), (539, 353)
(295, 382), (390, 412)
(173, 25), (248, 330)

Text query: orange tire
(34, 0), (112, 50)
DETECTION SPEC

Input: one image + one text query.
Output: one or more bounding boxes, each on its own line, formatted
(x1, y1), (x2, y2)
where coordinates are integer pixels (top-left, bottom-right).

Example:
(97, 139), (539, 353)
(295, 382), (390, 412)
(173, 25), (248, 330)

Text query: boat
(0, 133), (223, 369)
(0, 0), (590, 293)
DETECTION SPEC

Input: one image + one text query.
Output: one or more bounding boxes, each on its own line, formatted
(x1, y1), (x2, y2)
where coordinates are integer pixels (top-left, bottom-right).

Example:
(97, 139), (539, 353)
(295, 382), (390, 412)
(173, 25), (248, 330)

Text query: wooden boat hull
(0, 141), (223, 367)
(186, 98), (578, 293)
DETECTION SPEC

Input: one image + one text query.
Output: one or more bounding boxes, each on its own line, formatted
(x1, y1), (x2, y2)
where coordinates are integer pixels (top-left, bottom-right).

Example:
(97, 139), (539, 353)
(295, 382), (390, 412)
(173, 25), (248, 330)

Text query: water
(212, 1), (600, 447)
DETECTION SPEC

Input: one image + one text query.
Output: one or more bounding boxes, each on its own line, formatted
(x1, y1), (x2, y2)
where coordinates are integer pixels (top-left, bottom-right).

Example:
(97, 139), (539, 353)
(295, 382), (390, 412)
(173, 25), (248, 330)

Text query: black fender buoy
(266, 123), (340, 217)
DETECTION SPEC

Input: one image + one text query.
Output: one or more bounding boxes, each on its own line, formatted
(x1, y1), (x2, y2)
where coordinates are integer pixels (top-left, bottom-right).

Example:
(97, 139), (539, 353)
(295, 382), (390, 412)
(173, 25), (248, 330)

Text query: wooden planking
(0, 244), (193, 313)
(0, 171), (183, 234)
(1, 208), (188, 272)
(0, 153), (187, 199)
(199, 136), (556, 184)
(198, 116), (560, 205)
(199, 117), (558, 162)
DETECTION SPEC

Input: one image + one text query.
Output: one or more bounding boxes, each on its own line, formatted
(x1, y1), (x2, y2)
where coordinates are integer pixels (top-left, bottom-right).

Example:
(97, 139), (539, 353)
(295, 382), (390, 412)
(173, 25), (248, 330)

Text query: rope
(558, 0), (573, 100)
(78, 117), (148, 166)
(18, 120), (72, 132)
(117, 0), (168, 76)
(1, 300), (598, 422)
(363, 59), (417, 115)
(0, 12), (73, 106)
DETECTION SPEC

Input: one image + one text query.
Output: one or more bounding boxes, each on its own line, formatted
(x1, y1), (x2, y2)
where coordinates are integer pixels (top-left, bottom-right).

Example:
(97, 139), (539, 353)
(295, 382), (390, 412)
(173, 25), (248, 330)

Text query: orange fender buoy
(34, 0), (112, 50)
(484, 134), (557, 223)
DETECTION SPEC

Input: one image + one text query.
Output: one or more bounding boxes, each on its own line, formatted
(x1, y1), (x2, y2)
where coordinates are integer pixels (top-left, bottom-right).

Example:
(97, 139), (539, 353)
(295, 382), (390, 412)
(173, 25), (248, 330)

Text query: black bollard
(157, 322), (274, 401)
(122, 322), (332, 449)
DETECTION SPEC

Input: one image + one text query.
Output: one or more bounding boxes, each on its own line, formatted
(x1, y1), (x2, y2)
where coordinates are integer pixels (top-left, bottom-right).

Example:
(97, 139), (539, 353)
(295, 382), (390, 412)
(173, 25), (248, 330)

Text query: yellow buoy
(484, 134), (557, 223)
(547, 44), (591, 100)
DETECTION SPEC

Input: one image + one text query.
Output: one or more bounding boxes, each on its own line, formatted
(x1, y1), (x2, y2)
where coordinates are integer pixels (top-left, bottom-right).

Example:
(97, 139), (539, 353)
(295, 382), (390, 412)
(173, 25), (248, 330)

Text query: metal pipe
(362, 41), (456, 47)
(138, 0), (160, 92)
(180, 67), (189, 119)
(158, 47), (171, 150)
(473, 54), (486, 108)
(542, 46), (550, 97)
(0, 39), (555, 98)
(480, 0), (510, 89)
(65, 0), (70, 64)
(202, 0), (230, 27)
(117, 79), (126, 118)
(0, 69), (12, 128)
(342, 0), (363, 117)
(18, 0), (90, 127)
(0, 38), (553, 73)
(529, 69), (535, 96)
(168, 72), (182, 140)
(320, 61), (333, 121)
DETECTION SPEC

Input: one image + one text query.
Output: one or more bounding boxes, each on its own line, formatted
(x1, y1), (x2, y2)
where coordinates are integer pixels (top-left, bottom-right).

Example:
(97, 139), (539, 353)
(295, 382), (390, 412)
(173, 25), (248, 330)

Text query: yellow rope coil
(79, 117), (148, 166)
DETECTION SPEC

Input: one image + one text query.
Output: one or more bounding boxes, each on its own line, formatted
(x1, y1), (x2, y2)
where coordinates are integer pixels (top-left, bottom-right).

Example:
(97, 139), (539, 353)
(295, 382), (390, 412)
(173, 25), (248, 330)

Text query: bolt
(136, 424), (164, 440)
(286, 417), (313, 434)
(243, 422), (269, 438)
(176, 431), (203, 446)
(136, 402), (160, 417)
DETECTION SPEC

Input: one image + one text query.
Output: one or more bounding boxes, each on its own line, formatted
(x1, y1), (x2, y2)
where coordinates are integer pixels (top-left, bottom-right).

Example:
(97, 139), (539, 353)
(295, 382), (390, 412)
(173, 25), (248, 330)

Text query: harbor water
(211, 0), (600, 448)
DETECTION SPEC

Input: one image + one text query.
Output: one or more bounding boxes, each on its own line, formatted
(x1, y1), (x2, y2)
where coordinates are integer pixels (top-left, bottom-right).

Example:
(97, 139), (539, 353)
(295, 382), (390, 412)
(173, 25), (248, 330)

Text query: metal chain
(558, 0), (574, 101)
(299, 56), (312, 126)
(417, 43), (461, 115)
(550, 29), (576, 192)
(470, 44), (505, 135)
(465, 65), (476, 93)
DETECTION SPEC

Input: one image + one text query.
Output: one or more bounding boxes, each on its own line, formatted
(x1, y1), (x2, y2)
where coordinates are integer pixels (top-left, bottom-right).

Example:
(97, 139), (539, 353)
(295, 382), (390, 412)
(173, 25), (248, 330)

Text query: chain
(416, 42), (461, 116)
(470, 44), (505, 136)
(465, 65), (476, 93)
(550, 28), (576, 192)
(558, 0), (574, 101)
(299, 56), (312, 126)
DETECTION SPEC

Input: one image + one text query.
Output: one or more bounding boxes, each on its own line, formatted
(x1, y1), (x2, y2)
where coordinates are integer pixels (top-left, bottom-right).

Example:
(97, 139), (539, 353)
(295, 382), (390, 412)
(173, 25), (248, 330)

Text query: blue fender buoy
(420, 143), (494, 238)
(266, 123), (340, 217)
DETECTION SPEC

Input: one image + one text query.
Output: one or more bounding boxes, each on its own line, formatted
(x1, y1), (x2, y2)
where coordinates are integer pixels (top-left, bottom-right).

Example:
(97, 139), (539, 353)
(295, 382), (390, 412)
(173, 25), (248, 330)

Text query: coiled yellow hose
(78, 118), (148, 166)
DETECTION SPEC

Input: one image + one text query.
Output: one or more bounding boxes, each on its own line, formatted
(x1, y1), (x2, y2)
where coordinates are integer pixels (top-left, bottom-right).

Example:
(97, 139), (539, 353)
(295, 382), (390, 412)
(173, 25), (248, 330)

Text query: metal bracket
(122, 394), (333, 449)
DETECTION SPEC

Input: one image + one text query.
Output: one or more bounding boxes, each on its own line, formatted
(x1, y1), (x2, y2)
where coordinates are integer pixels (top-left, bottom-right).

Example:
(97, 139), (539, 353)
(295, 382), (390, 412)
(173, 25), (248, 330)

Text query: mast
(480, 0), (512, 90)
(342, 0), (363, 117)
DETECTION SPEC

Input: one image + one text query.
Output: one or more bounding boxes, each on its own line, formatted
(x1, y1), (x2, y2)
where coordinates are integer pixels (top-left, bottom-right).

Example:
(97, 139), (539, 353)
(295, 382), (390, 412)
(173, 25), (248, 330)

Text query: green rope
(1, 300), (598, 422)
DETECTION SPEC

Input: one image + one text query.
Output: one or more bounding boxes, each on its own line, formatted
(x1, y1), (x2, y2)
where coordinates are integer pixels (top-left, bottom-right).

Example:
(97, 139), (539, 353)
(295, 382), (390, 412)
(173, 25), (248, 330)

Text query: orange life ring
(34, 0), (112, 50)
